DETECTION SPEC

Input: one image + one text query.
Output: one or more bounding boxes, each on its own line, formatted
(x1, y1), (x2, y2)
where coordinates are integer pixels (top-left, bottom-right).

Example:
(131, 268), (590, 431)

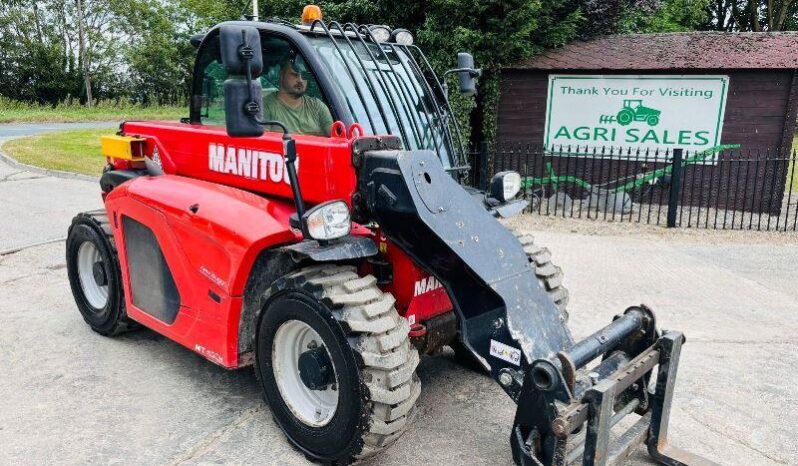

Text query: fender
(100, 169), (148, 194)
(105, 174), (300, 368)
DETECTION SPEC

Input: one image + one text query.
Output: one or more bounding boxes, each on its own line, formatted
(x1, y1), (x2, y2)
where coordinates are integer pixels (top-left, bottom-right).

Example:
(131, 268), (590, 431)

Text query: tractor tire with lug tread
(451, 228), (569, 370)
(66, 209), (137, 336)
(255, 265), (420, 465)
(513, 231), (570, 321)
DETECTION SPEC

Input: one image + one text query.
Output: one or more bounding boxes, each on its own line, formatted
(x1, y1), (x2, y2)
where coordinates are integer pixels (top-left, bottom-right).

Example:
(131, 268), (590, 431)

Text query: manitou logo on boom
(414, 276), (443, 297)
(208, 143), (298, 184)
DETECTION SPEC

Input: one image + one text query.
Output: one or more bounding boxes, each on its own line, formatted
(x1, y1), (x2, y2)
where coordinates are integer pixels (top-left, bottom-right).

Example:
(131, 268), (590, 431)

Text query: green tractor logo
(599, 99), (661, 126)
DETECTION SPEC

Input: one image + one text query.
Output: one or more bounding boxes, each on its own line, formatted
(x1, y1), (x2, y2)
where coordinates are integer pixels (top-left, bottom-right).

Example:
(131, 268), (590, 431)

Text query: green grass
(2, 128), (113, 176)
(0, 97), (184, 123)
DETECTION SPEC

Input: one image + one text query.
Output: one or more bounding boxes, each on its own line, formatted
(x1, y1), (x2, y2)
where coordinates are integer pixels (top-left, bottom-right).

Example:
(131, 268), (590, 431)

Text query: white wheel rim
(272, 320), (339, 427)
(77, 241), (109, 309)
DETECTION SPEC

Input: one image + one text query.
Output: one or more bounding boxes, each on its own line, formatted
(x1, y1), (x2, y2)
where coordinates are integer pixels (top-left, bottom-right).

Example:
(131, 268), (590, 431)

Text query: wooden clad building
(498, 32), (798, 152)
(495, 32), (798, 215)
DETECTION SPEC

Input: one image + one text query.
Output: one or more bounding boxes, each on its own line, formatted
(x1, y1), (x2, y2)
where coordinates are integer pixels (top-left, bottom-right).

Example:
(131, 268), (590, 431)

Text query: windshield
(308, 35), (460, 169)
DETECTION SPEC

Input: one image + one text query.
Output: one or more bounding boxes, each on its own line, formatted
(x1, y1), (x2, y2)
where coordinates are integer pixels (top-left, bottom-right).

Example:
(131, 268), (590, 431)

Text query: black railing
(470, 144), (798, 232)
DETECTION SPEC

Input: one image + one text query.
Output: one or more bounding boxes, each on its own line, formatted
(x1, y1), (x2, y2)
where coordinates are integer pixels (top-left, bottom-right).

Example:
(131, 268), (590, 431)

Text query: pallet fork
(510, 311), (718, 466)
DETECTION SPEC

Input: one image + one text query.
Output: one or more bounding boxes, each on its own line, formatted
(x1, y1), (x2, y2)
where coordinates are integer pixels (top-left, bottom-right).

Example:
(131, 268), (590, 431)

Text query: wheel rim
(272, 319), (339, 427)
(77, 241), (109, 309)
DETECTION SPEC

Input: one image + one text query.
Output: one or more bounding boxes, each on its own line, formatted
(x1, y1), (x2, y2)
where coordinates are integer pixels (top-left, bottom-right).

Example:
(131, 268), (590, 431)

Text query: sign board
(544, 75), (729, 161)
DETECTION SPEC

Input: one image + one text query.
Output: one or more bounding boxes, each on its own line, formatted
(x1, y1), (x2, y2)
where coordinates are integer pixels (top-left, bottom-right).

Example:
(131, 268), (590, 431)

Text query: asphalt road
(0, 121), (119, 138)
(0, 123), (111, 253)
(0, 133), (797, 465)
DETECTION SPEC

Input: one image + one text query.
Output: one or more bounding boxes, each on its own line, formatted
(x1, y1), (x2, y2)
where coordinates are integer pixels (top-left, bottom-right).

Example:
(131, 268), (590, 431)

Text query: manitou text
(208, 143), (298, 184)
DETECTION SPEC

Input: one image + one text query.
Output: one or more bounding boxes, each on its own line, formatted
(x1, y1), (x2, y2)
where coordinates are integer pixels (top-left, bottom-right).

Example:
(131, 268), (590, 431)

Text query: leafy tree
(112, 0), (195, 104)
(1, 0), (721, 139)
(0, 0), (130, 105)
(705, 0), (797, 30)
(617, 0), (710, 33)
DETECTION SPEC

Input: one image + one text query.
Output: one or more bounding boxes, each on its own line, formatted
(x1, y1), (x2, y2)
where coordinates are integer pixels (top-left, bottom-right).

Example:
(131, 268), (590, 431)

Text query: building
(495, 32), (798, 215)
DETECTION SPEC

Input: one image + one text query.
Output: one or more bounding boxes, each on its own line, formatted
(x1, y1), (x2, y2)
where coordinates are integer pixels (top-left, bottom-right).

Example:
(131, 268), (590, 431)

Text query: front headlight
(303, 200), (351, 240)
(489, 171), (522, 202)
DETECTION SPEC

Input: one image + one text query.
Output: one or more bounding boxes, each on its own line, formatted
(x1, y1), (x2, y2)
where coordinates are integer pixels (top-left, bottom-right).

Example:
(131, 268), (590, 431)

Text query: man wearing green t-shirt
(262, 59), (334, 137)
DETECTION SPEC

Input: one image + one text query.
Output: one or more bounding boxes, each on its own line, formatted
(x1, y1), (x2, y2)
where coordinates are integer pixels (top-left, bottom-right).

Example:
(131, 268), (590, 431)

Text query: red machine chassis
(106, 121), (452, 368)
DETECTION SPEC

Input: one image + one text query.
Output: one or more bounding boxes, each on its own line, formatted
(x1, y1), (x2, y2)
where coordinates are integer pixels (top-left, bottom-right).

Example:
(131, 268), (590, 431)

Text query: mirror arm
(443, 67), (482, 79)
(280, 132), (305, 219)
(441, 67), (482, 97)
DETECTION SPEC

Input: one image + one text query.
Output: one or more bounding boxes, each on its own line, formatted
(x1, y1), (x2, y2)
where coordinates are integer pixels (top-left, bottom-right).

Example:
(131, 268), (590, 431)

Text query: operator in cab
(263, 57), (333, 137)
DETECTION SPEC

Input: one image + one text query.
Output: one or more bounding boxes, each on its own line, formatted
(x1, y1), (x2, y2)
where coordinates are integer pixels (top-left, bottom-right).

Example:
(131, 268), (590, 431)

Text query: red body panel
(106, 121), (453, 369)
(105, 175), (299, 368)
(123, 121), (357, 207)
(374, 232), (453, 325)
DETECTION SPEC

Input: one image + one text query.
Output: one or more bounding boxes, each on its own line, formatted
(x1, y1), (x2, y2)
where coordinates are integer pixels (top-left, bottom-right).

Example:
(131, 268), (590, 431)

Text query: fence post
(478, 141), (490, 190)
(667, 148), (683, 228)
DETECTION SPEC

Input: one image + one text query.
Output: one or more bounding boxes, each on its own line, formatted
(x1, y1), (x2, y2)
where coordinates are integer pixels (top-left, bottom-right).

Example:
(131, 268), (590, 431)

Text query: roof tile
(510, 32), (798, 70)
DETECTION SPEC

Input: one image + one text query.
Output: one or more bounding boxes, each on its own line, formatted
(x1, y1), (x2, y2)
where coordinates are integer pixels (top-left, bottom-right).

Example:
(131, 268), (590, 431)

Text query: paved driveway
(0, 135), (796, 465)
(0, 123), (112, 253)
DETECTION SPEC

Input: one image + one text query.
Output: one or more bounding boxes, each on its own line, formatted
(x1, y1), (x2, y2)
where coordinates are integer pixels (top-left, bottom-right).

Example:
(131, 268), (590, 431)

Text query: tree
(0, 0), (720, 133)
(76, 0), (93, 106)
(0, 0), (128, 105)
(616, 0), (710, 33)
(706, 0), (798, 30)
(112, 0), (196, 104)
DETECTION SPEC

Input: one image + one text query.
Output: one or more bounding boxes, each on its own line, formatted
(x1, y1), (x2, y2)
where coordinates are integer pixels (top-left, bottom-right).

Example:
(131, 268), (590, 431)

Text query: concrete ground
(0, 122), (114, 254)
(1, 131), (797, 465)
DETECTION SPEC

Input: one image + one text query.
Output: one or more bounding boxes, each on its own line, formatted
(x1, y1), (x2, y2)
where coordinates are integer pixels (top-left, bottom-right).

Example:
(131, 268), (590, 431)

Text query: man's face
(280, 62), (307, 98)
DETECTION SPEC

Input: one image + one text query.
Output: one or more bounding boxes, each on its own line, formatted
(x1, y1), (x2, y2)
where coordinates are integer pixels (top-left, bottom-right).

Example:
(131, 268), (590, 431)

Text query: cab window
(196, 33), (335, 137)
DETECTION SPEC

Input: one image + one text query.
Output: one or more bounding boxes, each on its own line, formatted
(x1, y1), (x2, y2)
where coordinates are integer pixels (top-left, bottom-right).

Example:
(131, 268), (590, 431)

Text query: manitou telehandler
(66, 7), (715, 465)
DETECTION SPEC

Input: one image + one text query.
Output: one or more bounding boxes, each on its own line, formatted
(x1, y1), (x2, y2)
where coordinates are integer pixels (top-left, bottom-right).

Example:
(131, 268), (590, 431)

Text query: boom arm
(353, 135), (717, 466)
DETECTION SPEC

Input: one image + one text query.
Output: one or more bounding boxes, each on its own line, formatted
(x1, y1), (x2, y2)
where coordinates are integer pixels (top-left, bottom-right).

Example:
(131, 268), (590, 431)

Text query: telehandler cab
(67, 8), (715, 466)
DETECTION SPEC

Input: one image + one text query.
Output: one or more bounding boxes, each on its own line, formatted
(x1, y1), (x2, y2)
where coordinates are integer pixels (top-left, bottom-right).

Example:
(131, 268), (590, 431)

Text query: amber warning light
(302, 5), (322, 24)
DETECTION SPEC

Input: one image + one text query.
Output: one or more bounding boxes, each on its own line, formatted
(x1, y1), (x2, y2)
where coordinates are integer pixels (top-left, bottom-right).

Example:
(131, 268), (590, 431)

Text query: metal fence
(470, 144), (798, 231)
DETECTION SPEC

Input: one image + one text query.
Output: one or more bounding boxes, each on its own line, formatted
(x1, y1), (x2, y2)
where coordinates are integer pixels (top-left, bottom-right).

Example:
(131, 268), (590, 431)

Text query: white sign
(543, 75), (729, 158)
(489, 339), (521, 366)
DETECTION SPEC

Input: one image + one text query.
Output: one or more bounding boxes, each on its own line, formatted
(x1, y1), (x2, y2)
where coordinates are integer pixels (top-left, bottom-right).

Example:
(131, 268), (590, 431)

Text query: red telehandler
(66, 8), (715, 466)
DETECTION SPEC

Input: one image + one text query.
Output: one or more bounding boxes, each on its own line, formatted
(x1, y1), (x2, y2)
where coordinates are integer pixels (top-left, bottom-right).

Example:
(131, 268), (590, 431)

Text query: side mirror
(220, 25), (263, 77)
(220, 25), (264, 138)
(456, 53), (480, 97)
(224, 79), (264, 138)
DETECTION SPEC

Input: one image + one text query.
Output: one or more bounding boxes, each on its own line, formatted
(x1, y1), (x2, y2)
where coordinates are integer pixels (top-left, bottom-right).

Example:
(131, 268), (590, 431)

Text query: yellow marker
(101, 135), (146, 161)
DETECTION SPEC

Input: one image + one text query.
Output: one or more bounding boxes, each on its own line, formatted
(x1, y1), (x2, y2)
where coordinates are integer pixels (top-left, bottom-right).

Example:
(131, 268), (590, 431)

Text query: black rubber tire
(513, 231), (570, 320)
(66, 210), (136, 336)
(255, 265), (420, 464)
